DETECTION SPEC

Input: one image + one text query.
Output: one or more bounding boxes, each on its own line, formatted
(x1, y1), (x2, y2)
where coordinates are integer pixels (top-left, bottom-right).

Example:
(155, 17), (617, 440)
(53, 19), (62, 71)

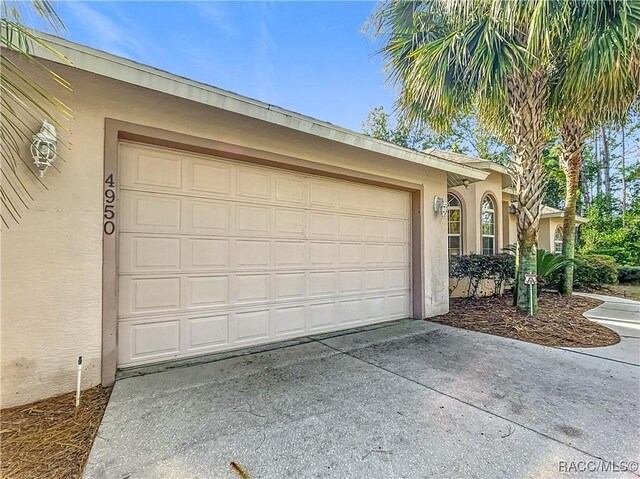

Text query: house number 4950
(104, 173), (116, 235)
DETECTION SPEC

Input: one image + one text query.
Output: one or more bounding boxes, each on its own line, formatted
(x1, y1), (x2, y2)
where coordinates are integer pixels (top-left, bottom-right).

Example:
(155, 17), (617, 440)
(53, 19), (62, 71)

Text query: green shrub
(618, 266), (640, 283)
(449, 254), (515, 298)
(574, 254), (618, 287)
(586, 247), (636, 267)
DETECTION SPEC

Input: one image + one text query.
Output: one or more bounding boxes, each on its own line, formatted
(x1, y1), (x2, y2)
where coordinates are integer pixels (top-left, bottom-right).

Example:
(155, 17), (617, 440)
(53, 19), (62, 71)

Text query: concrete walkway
(84, 318), (640, 479)
(567, 293), (640, 365)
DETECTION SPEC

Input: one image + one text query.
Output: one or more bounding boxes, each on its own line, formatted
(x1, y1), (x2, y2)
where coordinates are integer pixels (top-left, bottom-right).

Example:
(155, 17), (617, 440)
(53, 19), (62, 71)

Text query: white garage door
(117, 142), (412, 367)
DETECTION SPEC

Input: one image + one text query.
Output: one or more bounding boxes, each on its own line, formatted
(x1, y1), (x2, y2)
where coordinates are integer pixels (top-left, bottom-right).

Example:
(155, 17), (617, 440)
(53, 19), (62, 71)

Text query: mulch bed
(1, 386), (111, 479)
(431, 293), (620, 348)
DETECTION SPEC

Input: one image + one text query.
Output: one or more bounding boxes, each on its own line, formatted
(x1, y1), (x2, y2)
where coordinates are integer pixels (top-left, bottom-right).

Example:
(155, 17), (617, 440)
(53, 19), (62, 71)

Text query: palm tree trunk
(559, 115), (586, 295)
(507, 70), (548, 315)
(600, 125), (611, 195)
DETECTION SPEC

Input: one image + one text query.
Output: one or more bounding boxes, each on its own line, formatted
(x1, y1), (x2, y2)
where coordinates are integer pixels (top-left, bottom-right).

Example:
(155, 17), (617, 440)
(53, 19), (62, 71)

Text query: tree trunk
(579, 167), (591, 214)
(507, 70), (548, 315)
(594, 128), (602, 196)
(559, 115), (586, 295)
(600, 125), (611, 195)
(622, 122), (626, 227)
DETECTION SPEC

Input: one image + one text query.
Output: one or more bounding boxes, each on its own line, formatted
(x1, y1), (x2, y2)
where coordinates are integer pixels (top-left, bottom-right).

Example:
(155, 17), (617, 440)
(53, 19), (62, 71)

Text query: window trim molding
(481, 193), (497, 255)
(447, 192), (463, 256)
(554, 225), (564, 254)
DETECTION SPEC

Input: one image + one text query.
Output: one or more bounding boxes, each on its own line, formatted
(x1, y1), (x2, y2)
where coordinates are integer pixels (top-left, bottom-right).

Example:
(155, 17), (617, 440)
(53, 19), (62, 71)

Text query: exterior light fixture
(509, 202), (517, 214)
(30, 119), (57, 177)
(462, 178), (471, 188)
(434, 195), (448, 219)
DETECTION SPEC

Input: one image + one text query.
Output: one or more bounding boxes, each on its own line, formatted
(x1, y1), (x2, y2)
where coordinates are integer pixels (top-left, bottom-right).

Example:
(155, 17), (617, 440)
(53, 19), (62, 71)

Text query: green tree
(1, 0), (71, 227)
(551, 2), (640, 294)
(371, 1), (556, 314)
(370, 0), (640, 313)
(362, 106), (510, 163)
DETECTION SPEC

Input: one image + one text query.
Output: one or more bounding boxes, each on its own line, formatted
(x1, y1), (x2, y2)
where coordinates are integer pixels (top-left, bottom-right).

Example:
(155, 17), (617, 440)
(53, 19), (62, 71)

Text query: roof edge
(20, 32), (487, 182)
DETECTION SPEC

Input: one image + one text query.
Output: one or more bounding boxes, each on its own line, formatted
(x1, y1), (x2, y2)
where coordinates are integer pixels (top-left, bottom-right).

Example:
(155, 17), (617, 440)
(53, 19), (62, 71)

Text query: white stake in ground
(76, 356), (83, 407)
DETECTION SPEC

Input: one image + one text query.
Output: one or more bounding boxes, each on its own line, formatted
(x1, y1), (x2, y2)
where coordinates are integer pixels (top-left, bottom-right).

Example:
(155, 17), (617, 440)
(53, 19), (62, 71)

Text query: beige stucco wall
(539, 217), (564, 253)
(1, 56), (450, 407)
(449, 171), (505, 255)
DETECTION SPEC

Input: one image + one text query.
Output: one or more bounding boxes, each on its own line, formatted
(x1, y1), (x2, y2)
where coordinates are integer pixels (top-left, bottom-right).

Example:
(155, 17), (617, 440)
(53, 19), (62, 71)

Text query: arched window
(447, 193), (462, 256)
(554, 226), (563, 254)
(481, 195), (496, 255)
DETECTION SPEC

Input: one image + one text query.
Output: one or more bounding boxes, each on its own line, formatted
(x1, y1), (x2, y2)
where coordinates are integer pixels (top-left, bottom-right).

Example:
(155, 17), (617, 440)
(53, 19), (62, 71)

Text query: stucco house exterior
(442, 152), (587, 257)
(1, 35), (585, 408)
(1, 35), (490, 408)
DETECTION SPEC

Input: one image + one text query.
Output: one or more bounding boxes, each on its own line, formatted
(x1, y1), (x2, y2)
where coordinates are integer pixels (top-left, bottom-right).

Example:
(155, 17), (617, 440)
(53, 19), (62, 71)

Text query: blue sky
(53, 1), (395, 132)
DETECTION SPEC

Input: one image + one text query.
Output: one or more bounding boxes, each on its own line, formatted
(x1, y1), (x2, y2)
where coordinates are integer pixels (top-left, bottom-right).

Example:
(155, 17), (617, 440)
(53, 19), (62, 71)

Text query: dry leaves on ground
(431, 293), (620, 348)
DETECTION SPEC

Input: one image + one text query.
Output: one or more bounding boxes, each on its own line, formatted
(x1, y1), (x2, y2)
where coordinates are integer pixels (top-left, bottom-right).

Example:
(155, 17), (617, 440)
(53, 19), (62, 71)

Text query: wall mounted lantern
(434, 195), (448, 219)
(30, 119), (57, 177)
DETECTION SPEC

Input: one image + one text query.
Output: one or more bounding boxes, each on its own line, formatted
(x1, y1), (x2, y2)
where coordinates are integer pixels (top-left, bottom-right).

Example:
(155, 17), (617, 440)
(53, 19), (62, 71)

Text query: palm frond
(1, 0), (72, 227)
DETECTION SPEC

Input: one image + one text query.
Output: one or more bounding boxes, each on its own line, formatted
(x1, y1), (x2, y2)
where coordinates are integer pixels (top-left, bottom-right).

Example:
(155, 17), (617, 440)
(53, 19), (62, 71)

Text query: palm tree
(552, 2), (640, 294)
(370, 0), (569, 314)
(1, 0), (72, 227)
(370, 0), (640, 314)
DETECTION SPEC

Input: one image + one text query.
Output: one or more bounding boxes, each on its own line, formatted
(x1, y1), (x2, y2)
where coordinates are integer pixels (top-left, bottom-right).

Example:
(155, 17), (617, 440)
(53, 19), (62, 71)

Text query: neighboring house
(1, 35), (488, 408)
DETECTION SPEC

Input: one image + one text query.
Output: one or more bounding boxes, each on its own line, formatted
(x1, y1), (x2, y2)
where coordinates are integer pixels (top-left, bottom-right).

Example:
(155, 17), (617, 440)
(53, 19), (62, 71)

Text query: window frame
(481, 195), (496, 256)
(447, 193), (463, 257)
(554, 225), (563, 254)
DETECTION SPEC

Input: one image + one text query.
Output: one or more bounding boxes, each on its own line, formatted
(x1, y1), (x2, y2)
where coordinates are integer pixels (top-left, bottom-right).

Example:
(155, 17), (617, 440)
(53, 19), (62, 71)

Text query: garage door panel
(119, 234), (181, 273)
(274, 306), (306, 335)
(236, 310), (270, 342)
(388, 269), (409, 290)
(339, 243), (361, 266)
(119, 276), (181, 316)
(236, 168), (271, 200)
(388, 294), (410, 317)
(365, 297), (386, 320)
(118, 142), (411, 368)
(275, 241), (307, 267)
(338, 215), (363, 241)
(338, 299), (363, 324)
(275, 209), (305, 238)
(275, 272), (306, 299)
(187, 199), (230, 234)
(120, 191), (181, 233)
(309, 212), (337, 240)
(309, 302), (336, 329)
(309, 242), (338, 266)
(365, 244), (386, 265)
(309, 179), (337, 208)
(364, 218), (386, 241)
(188, 159), (231, 195)
(184, 315), (229, 351)
(387, 219), (409, 243)
(186, 238), (230, 270)
(236, 240), (271, 268)
(130, 320), (181, 358)
(120, 146), (183, 190)
(339, 270), (362, 293)
(339, 185), (362, 211)
(236, 274), (270, 303)
(275, 175), (306, 204)
(187, 276), (229, 309)
(364, 189), (387, 214)
(388, 244), (409, 266)
(309, 271), (336, 296)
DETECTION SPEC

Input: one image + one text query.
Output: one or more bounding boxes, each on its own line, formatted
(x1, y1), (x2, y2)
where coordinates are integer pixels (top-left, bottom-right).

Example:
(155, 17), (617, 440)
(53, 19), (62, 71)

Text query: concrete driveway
(84, 319), (639, 479)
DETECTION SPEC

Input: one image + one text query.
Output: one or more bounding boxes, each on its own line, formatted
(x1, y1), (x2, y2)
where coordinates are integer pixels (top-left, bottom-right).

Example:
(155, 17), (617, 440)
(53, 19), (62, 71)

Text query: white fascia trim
(27, 33), (487, 182)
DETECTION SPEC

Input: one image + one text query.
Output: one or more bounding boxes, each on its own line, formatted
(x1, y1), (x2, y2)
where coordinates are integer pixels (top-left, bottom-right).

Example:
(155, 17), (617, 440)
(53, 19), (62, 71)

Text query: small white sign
(524, 274), (537, 285)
